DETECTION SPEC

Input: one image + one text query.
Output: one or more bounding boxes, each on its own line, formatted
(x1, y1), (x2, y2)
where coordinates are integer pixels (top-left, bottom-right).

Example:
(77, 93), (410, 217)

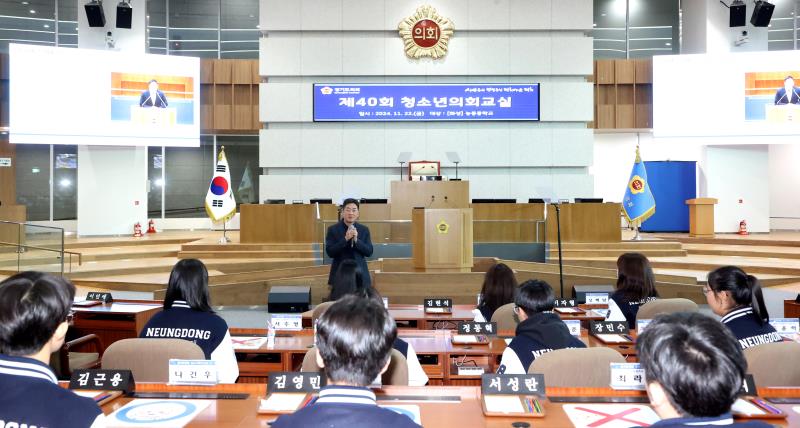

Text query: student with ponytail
(705, 266), (782, 350)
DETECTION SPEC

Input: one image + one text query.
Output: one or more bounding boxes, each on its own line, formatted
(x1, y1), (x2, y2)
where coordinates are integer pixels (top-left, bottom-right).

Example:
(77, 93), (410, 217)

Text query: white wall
(258, 0), (595, 203)
(704, 145), (770, 233)
(769, 144), (800, 230)
(77, 146), (148, 236)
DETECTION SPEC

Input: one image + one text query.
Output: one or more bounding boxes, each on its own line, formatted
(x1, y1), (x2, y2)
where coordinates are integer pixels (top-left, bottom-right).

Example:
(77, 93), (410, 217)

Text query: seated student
(637, 312), (771, 427)
(326, 260), (428, 386)
(497, 280), (586, 374)
(706, 266), (781, 350)
(475, 262), (518, 322)
(140, 259), (239, 383)
(273, 296), (420, 428)
(606, 252), (659, 328)
(0, 272), (104, 427)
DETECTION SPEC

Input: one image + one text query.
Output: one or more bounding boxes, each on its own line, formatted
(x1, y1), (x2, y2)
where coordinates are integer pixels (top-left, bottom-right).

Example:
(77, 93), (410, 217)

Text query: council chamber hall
(1, 1), (800, 427)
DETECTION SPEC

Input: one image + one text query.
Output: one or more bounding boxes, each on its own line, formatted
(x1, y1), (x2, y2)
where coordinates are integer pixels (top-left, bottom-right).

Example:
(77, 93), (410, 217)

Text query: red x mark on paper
(575, 406), (651, 427)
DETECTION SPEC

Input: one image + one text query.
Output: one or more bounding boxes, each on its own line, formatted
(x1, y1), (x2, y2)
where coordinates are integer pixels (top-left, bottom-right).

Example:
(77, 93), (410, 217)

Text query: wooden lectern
(686, 198), (717, 238)
(412, 208), (473, 272)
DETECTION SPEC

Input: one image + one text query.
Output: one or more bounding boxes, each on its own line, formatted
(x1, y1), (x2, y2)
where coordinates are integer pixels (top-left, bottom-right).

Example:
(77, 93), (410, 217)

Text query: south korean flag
(204, 147), (237, 222)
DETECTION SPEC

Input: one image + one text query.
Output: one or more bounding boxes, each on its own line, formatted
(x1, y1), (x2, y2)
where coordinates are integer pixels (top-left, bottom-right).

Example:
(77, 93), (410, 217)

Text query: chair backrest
(529, 347), (626, 387)
(301, 346), (409, 386)
(636, 298), (699, 321)
(491, 302), (519, 331)
(101, 338), (205, 382)
(744, 341), (800, 387)
(311, 301), (335, 323)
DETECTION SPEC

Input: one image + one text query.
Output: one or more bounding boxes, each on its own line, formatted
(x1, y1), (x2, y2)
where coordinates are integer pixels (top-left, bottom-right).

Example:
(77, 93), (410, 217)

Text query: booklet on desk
(259, 393), (312, 414)
(107, 399), (211, 427)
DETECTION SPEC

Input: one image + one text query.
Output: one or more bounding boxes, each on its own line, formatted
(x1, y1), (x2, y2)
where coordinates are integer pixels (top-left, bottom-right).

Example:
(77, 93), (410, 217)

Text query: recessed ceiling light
(665, 42), (671, 46)
(29, 9), (36, 14)
(43, 24), (49, 28)
(601, 13), (607, 17)
(21, 1), (29, 5)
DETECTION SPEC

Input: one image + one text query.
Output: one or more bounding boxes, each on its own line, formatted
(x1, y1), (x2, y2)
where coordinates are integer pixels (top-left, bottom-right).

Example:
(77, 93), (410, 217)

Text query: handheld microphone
(349, 224), (356, 248)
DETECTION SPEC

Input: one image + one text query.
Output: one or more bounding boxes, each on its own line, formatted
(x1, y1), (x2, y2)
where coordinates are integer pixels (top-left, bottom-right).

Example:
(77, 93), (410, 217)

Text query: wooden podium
(412, 208), (473, 272)
(686, 198), (717, 238)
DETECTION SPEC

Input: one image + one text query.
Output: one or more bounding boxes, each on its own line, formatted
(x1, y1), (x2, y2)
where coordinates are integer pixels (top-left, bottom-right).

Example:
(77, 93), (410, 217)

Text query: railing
(0, 220), (80, 275)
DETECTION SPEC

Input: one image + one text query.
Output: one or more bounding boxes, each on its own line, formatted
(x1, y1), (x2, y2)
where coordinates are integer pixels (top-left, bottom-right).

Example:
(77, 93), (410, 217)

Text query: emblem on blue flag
(622, 147), (656, 224)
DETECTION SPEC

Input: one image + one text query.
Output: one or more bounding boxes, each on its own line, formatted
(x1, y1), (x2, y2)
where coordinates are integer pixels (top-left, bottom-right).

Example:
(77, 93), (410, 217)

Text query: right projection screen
(653, 50), (800, 137)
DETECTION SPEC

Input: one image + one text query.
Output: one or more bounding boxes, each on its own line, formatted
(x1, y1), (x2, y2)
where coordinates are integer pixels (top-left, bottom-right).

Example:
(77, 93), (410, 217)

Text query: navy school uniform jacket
(271, 385), (421, 428)
(649, 413), (772, 427)
(326, 220), (373, 288)
(606, 291), (657, 329)
(0, 354), (104, 427)
(140, 300), (239, 383)
(497, 312), (587, 374)
(721, 307), (783, 350)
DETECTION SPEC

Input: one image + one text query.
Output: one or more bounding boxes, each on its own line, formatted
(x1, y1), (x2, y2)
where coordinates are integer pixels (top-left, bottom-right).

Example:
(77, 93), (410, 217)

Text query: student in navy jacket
(326, 198), (373, 288)
(475, 262), (518, 322)
(606, 253), (659, 328)
(140, 259), (239, 383)
(326, 260), (428, 386)
(0, 272), (104, 428)
(273, 296), (420, 428)
(706, 266), (782, 350)
(497, 280), (586, 374)
(637, 312), (771, 427)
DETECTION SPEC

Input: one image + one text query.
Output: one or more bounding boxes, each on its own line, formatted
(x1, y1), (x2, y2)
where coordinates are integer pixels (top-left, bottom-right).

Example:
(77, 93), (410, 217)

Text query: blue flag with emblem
(622, 147), (655, 224)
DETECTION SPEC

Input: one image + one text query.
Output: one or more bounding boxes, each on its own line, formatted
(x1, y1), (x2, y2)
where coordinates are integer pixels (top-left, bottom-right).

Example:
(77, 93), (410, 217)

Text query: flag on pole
(237, 161), (256, 203)
(205, 147), (237, 222)
(622, 146), (656, 224)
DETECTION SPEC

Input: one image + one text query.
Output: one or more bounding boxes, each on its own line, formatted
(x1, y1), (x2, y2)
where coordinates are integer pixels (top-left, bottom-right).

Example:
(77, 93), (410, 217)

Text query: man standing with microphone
(325, 198), (373, 288)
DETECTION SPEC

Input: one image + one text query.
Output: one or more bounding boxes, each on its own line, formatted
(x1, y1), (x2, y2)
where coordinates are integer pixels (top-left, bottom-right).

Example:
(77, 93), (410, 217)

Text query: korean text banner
(313, 84), (540, 122)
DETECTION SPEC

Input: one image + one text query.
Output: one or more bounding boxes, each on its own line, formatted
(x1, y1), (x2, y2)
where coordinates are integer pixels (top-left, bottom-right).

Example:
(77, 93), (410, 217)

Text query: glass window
(0, 0), (56, 53)
(147, 0), (167, 54)
(769, 0), (796, 51)
(628, 0), (679, 58)
(14, 143), (50, 221)
(168, 0), (219, 58)
(148, 146), (163, 218)
(217, 135), (259, 206)
(57, 0), (77, 48)
(165, 136), (214, 218)
(52, 144), (76, 220)
(593, 0), (627, 59)
(220, 0), (258, 59)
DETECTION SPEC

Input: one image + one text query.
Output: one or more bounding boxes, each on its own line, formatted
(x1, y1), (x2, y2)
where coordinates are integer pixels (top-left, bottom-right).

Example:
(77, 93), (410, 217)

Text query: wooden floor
(3, 230), (800, 300)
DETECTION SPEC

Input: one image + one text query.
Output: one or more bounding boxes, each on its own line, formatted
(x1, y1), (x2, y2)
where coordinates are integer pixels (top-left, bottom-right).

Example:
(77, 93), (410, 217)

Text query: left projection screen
(10, 44), (200, 147)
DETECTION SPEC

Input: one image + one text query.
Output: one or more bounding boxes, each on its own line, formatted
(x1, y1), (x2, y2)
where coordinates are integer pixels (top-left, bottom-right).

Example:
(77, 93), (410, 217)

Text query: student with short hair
(0, 272), (104, 428)
(606, 252), (659, 328)
(475, 262), (518, 322)
(326, 260), (428, 386)
(706, 266), (781, 350)
(497, 280), (586, 374)
(273, 296), (420, 428)
(637, 312), (771, 427)
(326, 198), (373, 288)
(140, 259), (239, 383)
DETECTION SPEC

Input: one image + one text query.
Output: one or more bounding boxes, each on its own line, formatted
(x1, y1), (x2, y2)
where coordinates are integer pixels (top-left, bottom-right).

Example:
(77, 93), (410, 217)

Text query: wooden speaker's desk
(71, 300), (162, 348)
(546, 203), (622, 243)
(785, 300), (800, 318)
(92, 383), (800, 427)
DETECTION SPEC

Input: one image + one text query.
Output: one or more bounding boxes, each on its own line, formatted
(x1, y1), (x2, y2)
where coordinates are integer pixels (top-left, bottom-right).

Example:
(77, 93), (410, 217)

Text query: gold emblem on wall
(436, 220), (450, 234)
(398, 5), (455, 59)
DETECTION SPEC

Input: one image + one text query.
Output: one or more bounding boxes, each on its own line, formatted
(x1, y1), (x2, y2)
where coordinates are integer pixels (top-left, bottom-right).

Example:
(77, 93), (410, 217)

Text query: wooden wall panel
(232, 85), (252, 130)
(0, 138), (15, 205)
(214, 85), (232, 130)
(595, 60), (615, 84)
(213, 60), (232, 84)
(615, 85), (635, 128)
(614, 60), (635, 84)
(634, 59), (652, 84)
(593, 58), (653, 130)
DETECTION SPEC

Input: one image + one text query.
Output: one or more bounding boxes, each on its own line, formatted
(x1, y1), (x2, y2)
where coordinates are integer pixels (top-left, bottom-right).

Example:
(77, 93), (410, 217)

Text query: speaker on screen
(84, 0), (106, 27)
(750, 1), (775, 27)
(116, 1), (132, 29)
(729, 0), (746, 27)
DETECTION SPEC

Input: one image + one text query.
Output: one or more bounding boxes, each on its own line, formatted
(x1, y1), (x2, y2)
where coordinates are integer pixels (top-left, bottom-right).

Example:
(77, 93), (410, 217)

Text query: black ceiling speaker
(84, 1), (106, 27)
(116, 1), (132, 29)
(751, 1), (775, 27)
(729, 0), (746, 27)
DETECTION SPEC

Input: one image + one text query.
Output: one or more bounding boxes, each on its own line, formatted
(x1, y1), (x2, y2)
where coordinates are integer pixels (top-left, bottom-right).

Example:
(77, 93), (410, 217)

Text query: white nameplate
(770, 318), (800, 334)
(610, 363), (645, 390)
(383, 297), (389, 309)
(168, 359), (218, 386)
(271, 313), (303, 331)
(564, 319), (581, 336)
(585, 292), (609, 305)
(637, 319), (652, 334)
(457, 366), (485, 376)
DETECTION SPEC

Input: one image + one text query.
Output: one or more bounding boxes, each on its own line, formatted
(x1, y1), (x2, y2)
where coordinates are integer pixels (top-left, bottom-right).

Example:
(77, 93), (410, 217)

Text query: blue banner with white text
(312, 83), (540, 122)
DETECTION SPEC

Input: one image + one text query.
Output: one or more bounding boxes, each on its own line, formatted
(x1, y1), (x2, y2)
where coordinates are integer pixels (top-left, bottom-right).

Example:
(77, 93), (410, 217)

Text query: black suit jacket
(774, 87), (800, 105)
(325, 220), (373, 287)
(139, 89), (169, 108)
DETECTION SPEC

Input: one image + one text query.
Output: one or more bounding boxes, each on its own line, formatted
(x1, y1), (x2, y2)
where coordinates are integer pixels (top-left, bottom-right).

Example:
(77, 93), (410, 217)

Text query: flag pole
(219, 218), (230, 244)
(631, 219), (642, 241)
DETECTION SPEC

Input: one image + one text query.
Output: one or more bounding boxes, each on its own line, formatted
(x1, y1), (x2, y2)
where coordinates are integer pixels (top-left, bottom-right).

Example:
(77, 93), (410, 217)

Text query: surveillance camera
(735, 31), (750, 46)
